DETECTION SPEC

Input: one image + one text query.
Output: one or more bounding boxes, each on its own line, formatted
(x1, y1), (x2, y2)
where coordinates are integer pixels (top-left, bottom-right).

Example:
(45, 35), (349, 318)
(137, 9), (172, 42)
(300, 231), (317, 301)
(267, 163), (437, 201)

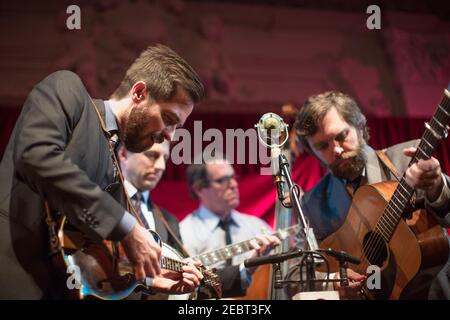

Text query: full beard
(124, 105), (167, 152)
(329, 138), (367, 180)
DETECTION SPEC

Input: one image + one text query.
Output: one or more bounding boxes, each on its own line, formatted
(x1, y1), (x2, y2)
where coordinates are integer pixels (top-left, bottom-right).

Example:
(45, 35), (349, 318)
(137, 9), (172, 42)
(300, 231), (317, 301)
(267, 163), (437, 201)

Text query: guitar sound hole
(362, 232), (388, 267)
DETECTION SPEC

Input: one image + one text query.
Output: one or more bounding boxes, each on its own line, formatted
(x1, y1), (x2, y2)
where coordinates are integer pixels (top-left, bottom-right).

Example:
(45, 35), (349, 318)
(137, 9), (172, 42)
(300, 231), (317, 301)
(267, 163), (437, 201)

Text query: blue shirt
(180, 205), (272, 289)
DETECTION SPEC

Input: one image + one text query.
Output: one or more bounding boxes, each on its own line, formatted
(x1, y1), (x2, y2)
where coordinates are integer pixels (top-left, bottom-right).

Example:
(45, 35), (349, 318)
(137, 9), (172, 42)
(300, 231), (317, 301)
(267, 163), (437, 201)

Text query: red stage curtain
(1, 108), (449, 229)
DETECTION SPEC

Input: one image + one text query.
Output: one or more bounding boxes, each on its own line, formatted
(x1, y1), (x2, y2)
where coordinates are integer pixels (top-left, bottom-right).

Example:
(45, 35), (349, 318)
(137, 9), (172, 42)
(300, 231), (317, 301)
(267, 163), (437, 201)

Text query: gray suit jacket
(0, 71), (125, 299)
(300, 140), (450, 299)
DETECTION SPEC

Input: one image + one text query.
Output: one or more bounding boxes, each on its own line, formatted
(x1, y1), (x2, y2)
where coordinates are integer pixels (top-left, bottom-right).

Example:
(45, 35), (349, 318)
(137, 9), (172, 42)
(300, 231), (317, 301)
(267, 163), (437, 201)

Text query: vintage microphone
(254, 113), (289, 202)
(255, 113), (291, 299)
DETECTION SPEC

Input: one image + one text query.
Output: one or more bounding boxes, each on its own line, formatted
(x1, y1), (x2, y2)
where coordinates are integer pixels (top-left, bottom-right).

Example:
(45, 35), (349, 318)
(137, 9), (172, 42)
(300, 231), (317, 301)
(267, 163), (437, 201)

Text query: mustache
(338, 150), (359, 161)
(152, 132), (165, 144)
(329, 150), (360, 171)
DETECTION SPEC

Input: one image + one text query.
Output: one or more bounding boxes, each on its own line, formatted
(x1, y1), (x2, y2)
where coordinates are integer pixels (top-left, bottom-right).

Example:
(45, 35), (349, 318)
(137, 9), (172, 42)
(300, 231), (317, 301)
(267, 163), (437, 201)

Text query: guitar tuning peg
(444, 125), (449, 138)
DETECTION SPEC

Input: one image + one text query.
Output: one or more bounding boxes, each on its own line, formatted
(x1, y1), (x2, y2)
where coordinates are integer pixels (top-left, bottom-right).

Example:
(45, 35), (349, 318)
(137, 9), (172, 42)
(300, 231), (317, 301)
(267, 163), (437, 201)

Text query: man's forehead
(147, 141), (170, 154)
(313, 110), (350, 135)
(206, 160), (233, 175)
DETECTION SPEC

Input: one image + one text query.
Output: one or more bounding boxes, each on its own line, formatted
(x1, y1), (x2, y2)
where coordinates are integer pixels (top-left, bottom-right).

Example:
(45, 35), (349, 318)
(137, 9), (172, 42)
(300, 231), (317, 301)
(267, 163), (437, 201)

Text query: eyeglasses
(208, 174), (239, 187)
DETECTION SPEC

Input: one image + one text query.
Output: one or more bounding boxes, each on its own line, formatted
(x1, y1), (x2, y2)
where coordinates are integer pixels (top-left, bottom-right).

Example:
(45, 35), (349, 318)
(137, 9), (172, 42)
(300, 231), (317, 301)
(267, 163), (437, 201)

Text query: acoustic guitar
(319, 88), (450, 299)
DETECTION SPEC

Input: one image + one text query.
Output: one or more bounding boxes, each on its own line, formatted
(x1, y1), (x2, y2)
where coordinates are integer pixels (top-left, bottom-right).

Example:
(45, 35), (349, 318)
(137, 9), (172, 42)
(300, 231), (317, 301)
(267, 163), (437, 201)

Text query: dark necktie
(345, 176), (362, 198)
(131, 192), (150, 230)
(218, 218), (233, 266)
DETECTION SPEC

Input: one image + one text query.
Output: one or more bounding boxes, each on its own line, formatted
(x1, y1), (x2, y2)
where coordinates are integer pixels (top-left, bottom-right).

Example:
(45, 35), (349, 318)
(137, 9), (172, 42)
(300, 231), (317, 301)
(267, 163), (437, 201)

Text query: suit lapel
(92, 99), (106, 124)
(149, 202), (169, 243)
(364, 145), (386, 185)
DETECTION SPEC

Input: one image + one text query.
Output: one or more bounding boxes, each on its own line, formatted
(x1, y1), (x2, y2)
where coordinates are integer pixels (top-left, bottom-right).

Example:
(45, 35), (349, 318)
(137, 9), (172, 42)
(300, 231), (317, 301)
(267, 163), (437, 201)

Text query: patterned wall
(0, 0), (449, 116)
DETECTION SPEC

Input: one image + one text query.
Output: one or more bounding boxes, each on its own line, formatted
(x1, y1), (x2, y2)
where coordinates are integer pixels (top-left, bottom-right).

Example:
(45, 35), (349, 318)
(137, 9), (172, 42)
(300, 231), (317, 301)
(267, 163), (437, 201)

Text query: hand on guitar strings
(152, 261), (204, 294)
(120, 223), (162, 281)
(246, 234), (282, 274)
(403, 147), (444, 202)
(249, 234), (282, 257)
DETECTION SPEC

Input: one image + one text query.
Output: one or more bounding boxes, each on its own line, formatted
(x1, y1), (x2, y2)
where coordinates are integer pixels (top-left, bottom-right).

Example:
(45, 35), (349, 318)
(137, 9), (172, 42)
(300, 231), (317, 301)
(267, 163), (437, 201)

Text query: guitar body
(235, 264), (272, 300)
(319, 181), (449, 300)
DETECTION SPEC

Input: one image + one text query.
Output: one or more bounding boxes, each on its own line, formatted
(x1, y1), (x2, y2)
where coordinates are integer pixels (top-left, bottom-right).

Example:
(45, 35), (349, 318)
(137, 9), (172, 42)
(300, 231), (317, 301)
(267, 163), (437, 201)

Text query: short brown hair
(186, 164), (210, 200)
(294, 91), (369, 152)
(111, 44), (204, 103)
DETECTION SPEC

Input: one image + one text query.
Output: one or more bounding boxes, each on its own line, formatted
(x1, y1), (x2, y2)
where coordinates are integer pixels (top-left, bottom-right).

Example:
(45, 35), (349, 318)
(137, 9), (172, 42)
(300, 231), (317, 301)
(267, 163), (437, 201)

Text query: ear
(130, 81), (148, 104)
(117, 145), (127, 163)
(193, 184), (204, 200)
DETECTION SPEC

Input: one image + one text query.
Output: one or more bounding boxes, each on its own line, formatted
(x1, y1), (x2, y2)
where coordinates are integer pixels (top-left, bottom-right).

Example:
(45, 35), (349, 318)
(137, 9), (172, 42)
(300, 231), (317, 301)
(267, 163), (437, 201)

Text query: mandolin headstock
(199, 267), (222, 299)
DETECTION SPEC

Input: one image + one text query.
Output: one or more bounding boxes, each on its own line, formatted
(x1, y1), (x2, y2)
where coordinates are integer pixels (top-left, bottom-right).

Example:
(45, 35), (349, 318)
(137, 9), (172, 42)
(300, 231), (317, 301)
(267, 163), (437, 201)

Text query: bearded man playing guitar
(294, 90), (450, 300)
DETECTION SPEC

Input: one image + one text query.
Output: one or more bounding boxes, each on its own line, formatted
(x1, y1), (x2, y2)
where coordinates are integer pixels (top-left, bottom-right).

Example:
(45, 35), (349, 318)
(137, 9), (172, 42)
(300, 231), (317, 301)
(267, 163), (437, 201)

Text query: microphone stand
(278, 153), (321, 292)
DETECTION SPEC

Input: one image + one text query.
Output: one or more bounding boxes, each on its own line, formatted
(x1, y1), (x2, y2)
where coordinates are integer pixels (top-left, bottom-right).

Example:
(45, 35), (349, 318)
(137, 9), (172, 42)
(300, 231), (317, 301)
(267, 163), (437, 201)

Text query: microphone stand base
(292, 291), (340, 300)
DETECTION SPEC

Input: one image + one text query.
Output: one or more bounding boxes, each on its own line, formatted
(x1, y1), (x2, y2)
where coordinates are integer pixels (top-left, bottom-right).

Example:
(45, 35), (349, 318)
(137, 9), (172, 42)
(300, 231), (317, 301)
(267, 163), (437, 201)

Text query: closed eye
(162, 111), (180, 127)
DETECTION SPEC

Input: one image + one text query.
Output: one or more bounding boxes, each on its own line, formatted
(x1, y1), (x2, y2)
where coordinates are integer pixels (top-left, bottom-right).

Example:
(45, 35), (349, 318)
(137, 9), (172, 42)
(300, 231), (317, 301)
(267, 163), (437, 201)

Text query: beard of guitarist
(294, 91), (450, 300)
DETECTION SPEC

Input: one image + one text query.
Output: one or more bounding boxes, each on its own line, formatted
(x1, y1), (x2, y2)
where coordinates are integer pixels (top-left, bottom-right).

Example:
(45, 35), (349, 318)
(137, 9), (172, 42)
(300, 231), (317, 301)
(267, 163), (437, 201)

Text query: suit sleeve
(424, 174), (450, 227)
(217, 265), (246, 298)
(386, 140), (450, 228)
(13, 71), (125, 242)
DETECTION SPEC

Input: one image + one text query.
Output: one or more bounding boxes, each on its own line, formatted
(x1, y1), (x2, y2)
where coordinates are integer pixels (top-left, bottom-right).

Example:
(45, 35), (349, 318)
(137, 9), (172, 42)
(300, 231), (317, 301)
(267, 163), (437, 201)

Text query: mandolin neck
(160, 255), (186, 273)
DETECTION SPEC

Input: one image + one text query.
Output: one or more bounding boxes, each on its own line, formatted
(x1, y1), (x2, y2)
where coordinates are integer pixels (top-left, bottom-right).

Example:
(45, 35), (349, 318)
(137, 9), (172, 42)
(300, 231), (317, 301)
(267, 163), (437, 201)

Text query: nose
(154, 155), (166, 171)
(333, 141), (344, 157)
(229, 176), (238, 188)
(162, 126), (176, 142)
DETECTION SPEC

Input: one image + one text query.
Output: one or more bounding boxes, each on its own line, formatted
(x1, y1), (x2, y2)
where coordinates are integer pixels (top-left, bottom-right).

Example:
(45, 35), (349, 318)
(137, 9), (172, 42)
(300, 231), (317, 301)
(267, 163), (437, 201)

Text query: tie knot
(132, 192), (142, 203)
(109, 131), (120, 150)
(218, 218), (232, 231)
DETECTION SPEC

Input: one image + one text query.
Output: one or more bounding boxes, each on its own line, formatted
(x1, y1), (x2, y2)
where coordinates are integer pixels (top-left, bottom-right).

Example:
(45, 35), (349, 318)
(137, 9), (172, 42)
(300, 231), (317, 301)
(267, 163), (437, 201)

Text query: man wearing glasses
(180, 159), (280, 293)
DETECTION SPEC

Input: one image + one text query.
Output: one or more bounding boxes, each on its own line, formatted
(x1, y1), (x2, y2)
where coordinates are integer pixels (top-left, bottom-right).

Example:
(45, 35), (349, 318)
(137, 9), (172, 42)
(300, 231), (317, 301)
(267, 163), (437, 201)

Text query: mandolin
(56, 217), (222, 300)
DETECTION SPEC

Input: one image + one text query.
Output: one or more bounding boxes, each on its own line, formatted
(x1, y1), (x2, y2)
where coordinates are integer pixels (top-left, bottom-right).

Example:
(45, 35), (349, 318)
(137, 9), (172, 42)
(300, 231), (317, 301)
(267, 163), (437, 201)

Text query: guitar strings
(365, 108), (446, 269)
(360, 122), (437, 274)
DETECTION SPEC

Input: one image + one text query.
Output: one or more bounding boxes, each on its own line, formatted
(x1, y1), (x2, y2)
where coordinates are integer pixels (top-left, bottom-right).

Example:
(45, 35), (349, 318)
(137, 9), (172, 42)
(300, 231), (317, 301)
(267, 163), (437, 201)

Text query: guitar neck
(376, 89), (450, 242)
(190, 224), (300, 266)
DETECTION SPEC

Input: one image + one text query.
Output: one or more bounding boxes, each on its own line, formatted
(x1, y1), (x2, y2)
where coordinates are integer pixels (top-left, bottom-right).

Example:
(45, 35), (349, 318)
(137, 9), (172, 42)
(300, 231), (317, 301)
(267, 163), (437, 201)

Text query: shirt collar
(196, 205), (238, 231)
(124, 179), (150, 205)
(124, 180), (138, 199)
(141, 190), (150, 206)
(103, 100), (118, 133)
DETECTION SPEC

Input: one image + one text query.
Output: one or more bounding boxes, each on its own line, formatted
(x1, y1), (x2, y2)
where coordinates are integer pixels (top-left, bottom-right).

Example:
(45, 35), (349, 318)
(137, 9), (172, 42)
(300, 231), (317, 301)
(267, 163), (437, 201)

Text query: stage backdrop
(2, 108), (448, 229)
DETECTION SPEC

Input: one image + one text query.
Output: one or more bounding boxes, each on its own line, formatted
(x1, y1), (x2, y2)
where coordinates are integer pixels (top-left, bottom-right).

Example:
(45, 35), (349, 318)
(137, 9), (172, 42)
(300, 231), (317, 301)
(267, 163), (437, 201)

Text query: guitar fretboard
(190, 224), (300, 266)
(375, 89), (450, 242)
